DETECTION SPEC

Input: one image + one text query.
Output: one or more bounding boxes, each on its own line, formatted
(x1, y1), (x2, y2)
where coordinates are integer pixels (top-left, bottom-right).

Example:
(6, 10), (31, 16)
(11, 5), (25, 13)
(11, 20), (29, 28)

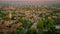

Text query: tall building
(8, 12), (12, 19)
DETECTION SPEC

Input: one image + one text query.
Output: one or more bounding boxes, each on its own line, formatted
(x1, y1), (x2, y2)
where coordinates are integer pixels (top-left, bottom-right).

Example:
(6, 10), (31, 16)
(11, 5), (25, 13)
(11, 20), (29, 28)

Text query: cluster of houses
(0, 5), (60, 34)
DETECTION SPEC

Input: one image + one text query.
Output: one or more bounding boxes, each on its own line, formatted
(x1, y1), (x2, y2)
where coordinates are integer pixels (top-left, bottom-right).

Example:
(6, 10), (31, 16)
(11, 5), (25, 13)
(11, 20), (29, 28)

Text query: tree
(47, 18), (54, 28)
(22, 19), (33, 29)
(37, 19), (45, 29)
(55, 18), (60, 24)
(26, 28), (37, 34)
(2, 13), (9, 20)
(12, 26), (23, 34)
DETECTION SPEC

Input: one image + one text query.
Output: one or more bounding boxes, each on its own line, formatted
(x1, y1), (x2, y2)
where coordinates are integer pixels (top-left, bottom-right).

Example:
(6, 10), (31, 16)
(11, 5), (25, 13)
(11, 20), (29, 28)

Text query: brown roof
(9, 22), (22, 31)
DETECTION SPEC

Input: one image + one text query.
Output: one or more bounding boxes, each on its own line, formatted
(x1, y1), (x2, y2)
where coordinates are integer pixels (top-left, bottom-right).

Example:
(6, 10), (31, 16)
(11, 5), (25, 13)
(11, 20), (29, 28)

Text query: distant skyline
(0, 0), (60, 2)
(0, 0), (60, 5)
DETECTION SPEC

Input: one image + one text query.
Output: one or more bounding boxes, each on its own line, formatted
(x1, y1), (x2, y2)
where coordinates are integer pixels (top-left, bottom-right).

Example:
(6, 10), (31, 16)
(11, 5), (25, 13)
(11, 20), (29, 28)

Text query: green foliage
(37, 19), (44, 29)
(27, 22), (33, 29)
(17, 18), (24, 23)
(55, 18), (60, 24)
(47, 18), (54, 27)
(0, 10), (2, 14)
(26, 28), (37, 34)
(17, 26), (23, 31)
(2, 15), (9, 20)
(50, 12), (56, 16)
(13, 30), (20, 34)
(12, 26), (23, 34)
(22, 19), (33, 29)
(1, 13), (9, 20)
(47, 29), (55, 34)
(53, 10), (60, 13)
(16, 18), (33, 29)
(37, 31), (43, 34)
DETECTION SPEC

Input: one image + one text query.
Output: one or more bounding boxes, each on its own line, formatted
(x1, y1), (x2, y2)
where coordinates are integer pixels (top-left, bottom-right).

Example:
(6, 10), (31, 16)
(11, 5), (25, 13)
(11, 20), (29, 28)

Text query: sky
(0, 0), (60, 2)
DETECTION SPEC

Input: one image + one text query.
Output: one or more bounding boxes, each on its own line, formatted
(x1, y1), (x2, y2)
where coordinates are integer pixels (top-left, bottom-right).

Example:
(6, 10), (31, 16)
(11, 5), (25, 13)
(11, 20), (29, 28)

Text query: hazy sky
(0, 0), (60, 2)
